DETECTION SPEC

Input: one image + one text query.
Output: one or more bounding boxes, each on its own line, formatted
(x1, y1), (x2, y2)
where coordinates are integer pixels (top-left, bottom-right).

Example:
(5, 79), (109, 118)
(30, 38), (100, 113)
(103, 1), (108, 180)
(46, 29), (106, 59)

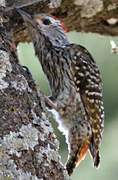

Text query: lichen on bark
(0, 2), (70, 179)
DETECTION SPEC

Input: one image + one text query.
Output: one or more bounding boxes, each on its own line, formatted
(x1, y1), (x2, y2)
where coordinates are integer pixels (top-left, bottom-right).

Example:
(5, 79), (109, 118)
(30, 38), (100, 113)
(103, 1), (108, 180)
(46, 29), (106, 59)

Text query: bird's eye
(43, 18), (51, 25)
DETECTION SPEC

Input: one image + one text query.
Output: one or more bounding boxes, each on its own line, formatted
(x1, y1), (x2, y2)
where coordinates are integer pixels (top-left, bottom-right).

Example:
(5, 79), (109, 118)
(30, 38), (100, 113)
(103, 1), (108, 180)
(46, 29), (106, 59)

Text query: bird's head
(16, 9), (69, 47)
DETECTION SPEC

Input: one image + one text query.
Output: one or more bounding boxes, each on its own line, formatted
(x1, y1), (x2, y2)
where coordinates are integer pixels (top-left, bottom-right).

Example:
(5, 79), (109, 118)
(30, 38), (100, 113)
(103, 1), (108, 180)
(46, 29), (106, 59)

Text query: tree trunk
(0, 0), (117, 179)
(0, 1), (70, 180)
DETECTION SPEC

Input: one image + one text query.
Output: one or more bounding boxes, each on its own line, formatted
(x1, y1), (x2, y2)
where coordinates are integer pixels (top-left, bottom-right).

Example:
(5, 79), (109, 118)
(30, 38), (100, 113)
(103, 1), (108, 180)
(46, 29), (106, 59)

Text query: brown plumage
(17, 9), (104, 176)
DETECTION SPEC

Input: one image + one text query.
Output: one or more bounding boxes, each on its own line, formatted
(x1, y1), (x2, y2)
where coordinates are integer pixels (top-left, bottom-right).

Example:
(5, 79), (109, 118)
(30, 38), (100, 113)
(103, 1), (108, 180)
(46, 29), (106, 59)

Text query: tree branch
(4, 0), (118, 44)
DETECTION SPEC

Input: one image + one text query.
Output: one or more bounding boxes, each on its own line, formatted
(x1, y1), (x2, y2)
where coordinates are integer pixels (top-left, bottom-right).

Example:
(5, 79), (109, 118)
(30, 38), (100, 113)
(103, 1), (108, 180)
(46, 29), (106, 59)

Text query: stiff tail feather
(89, 139), (100, 168)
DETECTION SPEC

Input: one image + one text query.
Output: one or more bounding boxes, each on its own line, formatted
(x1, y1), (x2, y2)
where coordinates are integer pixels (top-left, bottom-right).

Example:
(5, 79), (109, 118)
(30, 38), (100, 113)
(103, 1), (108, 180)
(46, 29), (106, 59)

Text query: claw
(22, 66), (32, 76)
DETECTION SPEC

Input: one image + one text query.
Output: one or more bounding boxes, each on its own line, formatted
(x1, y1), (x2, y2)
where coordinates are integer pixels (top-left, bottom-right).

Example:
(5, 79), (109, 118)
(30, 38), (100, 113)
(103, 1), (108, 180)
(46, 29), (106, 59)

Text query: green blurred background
(18, 32), (118, 180)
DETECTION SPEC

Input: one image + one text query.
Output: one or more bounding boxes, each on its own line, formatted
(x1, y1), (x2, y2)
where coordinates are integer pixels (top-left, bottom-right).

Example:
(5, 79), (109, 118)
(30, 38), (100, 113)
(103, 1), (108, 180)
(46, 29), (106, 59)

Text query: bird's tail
(89, 137), (100, 168)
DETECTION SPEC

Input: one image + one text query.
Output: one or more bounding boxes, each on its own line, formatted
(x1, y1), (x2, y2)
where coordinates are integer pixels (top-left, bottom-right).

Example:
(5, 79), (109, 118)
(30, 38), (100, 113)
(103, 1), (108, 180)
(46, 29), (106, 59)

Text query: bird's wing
(70, 44), (104, 167)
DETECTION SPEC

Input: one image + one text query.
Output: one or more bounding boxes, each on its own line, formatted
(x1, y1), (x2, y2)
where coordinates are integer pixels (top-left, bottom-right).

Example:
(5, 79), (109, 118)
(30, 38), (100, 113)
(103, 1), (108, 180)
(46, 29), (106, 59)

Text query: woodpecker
(17, 9), (104, 176)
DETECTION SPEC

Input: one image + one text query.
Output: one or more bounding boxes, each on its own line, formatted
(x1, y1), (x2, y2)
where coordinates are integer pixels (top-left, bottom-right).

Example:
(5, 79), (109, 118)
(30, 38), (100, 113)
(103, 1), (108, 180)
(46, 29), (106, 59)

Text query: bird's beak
(16, 8), (36, 27)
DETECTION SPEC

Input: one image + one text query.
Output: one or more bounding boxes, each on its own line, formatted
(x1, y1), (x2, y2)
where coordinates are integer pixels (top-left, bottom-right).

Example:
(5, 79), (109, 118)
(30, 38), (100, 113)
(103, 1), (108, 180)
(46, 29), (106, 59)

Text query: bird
(17, 9), (104, 176)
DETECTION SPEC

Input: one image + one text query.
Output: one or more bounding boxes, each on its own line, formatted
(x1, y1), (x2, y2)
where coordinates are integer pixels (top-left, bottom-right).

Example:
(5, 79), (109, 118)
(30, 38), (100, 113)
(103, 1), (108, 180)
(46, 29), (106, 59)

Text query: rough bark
(0, 2), (70, 180)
